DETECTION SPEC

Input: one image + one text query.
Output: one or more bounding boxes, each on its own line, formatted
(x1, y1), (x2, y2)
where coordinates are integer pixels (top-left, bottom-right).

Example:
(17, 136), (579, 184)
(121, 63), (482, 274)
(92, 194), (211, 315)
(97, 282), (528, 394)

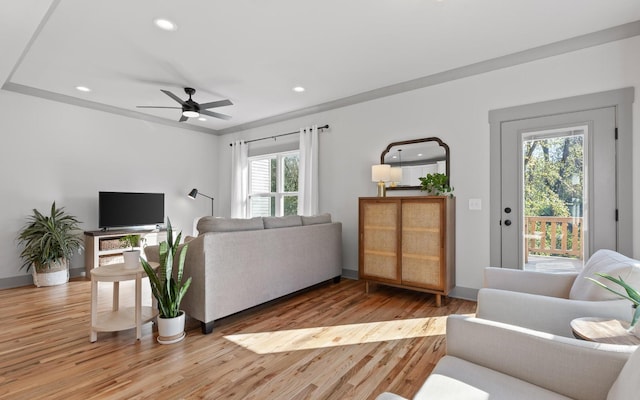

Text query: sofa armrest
(446, 315), (633, 400)
(484, 267), (577, 298)
(476, 288), (631, 337)
(143, 245), (160, 263)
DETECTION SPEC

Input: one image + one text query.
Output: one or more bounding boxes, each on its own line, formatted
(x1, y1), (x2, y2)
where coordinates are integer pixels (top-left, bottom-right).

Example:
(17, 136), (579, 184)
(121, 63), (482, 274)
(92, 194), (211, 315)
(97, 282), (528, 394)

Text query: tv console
(84, 229), (169, 275)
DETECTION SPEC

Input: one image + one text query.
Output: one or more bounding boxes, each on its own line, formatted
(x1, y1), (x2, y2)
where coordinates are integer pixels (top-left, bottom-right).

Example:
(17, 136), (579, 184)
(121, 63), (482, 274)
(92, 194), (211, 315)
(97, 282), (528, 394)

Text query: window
(248, 151), (299, 217)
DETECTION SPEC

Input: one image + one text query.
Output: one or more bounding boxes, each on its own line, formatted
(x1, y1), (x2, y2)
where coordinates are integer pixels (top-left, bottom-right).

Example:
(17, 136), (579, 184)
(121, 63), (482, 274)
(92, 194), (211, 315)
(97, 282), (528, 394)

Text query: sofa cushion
(301, 213), (332, 226)
(607, 347), (640, 400)
(570, 249), (640, 301)
(197, 216), (264, 233)
(263, 215), (302, 229)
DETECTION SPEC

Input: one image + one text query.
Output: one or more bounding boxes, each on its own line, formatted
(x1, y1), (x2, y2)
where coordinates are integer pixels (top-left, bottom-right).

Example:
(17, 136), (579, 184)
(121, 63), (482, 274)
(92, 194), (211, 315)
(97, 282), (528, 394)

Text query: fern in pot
(17, 202), (83, 287)
(140, 219), (191, 344)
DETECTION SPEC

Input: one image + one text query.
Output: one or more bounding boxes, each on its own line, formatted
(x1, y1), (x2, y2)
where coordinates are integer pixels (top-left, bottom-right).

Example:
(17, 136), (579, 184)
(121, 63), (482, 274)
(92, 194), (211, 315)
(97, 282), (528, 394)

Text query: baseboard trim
(0, 267), (86, 289)
(448, 286), (479, 302)
(341, 269), (358, 280)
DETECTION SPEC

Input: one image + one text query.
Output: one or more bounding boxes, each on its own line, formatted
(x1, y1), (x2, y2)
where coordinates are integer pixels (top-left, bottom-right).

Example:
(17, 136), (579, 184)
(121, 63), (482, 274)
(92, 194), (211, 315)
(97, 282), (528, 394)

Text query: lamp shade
(390, 167), (402, 183)
(371, 164), (391, 182)
(188, 188), (198, 199)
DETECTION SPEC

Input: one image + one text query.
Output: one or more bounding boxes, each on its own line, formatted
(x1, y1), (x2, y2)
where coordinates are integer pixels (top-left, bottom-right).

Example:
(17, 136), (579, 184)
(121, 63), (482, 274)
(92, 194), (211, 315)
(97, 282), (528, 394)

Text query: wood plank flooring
(0, 278), (476, 400)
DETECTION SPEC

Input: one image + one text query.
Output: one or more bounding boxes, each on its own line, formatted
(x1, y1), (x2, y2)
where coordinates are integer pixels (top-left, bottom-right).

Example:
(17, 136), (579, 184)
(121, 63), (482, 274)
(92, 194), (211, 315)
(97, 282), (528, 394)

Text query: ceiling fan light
(183, 110), (199, 118)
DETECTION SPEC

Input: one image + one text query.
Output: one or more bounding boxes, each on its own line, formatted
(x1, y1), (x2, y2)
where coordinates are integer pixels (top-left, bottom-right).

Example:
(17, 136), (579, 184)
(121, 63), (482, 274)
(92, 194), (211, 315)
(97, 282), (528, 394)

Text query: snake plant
(141, 219), (191, 318)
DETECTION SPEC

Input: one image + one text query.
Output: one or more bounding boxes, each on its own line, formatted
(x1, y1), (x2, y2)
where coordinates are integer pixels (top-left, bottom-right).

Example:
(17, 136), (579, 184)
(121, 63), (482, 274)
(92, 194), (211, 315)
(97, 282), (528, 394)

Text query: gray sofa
(145, 214), (342, 334)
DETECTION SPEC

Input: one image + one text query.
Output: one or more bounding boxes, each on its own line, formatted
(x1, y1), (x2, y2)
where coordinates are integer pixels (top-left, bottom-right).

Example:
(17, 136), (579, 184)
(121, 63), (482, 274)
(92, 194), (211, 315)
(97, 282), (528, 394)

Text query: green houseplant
(17, 202), (83, 287)
(587, 273), (640, 333)
(120, 234), (142, 269)
(141, 218), (191, 343)
(419, 173), (454, 196)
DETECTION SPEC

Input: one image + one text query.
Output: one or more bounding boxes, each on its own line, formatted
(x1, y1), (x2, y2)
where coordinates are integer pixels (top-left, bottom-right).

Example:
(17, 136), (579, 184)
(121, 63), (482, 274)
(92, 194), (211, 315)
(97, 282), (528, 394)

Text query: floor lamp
(188, 188), (214, 216)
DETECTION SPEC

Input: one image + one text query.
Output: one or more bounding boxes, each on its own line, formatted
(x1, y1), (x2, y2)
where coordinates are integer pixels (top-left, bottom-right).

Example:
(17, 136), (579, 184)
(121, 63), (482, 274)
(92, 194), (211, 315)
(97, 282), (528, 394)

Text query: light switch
(469, 198), (482, 210)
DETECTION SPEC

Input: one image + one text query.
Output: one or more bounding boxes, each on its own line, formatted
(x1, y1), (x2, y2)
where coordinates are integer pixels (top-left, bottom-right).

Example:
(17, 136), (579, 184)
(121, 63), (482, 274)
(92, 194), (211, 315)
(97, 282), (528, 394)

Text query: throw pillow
(569, 249), (640, 301)
(263, 215), (302, 229)
(301, 213), (332, 226)
(197, 216), (264, 233)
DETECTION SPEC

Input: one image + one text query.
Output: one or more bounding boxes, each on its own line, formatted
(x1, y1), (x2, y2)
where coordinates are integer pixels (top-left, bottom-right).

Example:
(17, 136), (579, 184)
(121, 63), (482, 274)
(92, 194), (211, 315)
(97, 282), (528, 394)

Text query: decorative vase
(629, 305), (640, 338)
(123, 250), (141, 269)
(157, 311), (186, 344)
(32, 259), (69, 287)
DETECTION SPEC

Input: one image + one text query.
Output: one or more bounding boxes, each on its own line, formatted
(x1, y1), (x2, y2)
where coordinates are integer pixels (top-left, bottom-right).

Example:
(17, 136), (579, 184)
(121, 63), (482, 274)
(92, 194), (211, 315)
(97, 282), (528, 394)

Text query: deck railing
(525, 216), (583, 259)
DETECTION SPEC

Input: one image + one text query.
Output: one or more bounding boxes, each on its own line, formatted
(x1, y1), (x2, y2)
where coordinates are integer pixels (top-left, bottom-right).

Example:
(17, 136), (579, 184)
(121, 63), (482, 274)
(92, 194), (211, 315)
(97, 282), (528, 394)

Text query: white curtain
(230, 140), (249, 218)
(297, 124), (319, 216)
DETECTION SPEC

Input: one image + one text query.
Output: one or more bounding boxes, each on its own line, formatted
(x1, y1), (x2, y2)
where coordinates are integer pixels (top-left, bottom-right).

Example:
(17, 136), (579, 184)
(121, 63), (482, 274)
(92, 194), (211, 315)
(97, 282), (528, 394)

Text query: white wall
(0, 90), (219, 281)
(217, 36), (640, 289)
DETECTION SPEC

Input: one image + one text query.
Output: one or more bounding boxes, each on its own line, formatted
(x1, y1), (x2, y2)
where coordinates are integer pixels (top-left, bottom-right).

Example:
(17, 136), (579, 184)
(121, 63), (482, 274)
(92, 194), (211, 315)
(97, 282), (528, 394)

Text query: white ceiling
(2, 0), (640, 135)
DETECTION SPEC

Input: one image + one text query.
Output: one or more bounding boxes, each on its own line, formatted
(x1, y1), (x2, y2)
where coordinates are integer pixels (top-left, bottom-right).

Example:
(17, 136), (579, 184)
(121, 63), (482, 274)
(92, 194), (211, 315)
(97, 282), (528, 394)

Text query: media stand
(84, 229), (168, 275)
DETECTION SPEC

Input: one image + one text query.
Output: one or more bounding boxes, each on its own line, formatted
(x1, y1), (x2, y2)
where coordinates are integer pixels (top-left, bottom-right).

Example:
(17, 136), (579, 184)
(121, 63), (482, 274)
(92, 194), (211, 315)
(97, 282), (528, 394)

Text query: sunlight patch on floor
(224, 316), (448, 354)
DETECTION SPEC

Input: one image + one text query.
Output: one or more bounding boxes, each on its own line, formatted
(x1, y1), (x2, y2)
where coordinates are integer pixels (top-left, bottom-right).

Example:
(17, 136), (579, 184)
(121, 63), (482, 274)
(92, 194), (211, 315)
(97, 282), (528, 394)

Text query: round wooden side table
(90, 261), (159, 342)
(570, 317), (640, 346)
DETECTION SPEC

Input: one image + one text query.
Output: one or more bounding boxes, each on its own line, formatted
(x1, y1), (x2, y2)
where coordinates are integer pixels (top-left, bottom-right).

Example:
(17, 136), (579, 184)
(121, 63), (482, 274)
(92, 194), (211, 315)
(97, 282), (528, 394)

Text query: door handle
(504, 207), (512, 214)
(504, 219), (512, 226)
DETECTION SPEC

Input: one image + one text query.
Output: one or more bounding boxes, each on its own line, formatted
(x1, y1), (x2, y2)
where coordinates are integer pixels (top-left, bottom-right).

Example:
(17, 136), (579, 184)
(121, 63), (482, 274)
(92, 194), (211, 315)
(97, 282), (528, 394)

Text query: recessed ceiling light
(75, 86), (91, 92)
(417, 153), (423, 157)
(292, 86), (305, 93)
(154, 18), (178, 31)
(198, 117), (207, 121)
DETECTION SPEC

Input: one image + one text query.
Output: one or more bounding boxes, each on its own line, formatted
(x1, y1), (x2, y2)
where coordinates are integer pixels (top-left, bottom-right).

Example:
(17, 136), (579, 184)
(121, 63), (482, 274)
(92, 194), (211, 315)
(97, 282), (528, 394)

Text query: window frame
(247, 150), (299, 217)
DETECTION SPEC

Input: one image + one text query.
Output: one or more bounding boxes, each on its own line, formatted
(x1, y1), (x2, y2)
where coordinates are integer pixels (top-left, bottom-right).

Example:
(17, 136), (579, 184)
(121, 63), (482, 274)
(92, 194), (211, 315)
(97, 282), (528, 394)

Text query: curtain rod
(229, 124), (329, 146)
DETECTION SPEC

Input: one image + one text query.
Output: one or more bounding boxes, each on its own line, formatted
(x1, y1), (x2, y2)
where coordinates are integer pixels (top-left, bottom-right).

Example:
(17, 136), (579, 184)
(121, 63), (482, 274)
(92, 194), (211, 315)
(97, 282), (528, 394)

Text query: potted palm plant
(120, 234), (142, 269)
(17, 202), (84, 287)
(140, 218), (191, 344)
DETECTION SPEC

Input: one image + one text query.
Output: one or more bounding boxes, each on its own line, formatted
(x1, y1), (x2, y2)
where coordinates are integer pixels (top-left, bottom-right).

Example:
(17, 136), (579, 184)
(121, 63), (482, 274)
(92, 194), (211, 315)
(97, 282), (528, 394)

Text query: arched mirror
(380, 137), (450, 190)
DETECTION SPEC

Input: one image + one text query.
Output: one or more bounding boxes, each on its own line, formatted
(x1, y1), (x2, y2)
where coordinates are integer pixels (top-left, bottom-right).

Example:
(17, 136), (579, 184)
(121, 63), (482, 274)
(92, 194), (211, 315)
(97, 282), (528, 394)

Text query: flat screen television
(99, 191), (165, 229)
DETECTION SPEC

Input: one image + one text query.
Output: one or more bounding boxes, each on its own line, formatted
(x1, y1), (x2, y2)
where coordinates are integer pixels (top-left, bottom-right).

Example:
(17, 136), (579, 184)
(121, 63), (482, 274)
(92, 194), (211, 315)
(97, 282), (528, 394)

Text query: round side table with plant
(17, 202), (83, 287)
(141, 218), (192, 344)
(587, 272), (640, 337)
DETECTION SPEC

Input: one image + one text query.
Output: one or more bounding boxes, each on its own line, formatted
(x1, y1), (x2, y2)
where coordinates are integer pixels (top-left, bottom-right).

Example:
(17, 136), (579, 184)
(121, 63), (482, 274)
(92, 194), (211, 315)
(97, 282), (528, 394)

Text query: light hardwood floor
(0, 278), (476, 400)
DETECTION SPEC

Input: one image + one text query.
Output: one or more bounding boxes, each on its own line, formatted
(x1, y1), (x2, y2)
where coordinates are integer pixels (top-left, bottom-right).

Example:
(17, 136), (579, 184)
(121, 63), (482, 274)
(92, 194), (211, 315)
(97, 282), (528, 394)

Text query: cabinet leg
(435, 294), (442, 307)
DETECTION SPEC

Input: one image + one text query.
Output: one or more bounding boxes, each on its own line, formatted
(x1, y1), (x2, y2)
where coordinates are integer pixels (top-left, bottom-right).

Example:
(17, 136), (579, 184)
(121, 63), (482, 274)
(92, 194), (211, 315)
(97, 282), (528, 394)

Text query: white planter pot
(123, 250), (141, 269)
(157, 311), (186, 344)
(32, 259), (69, 287)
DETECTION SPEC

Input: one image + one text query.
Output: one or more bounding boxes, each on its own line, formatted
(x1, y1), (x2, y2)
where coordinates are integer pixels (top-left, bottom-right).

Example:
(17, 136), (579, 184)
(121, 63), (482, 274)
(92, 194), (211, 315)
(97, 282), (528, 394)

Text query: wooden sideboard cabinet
(358, 196), (455, 306)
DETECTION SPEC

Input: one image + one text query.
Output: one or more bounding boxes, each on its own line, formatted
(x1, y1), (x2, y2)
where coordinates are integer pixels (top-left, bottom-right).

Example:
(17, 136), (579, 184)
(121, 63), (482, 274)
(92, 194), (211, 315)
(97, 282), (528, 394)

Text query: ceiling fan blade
(198, 99), (233, 109)
(161, 89), (187, 106)
(199, 109), (232, 120)
(179, 115), (188, 122)
(136, 106), (182, 109)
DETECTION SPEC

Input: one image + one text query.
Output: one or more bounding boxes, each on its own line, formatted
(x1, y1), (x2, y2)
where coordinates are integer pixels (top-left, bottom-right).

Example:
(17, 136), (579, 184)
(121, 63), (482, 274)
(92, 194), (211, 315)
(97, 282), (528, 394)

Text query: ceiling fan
(137, 87), (233, 122)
